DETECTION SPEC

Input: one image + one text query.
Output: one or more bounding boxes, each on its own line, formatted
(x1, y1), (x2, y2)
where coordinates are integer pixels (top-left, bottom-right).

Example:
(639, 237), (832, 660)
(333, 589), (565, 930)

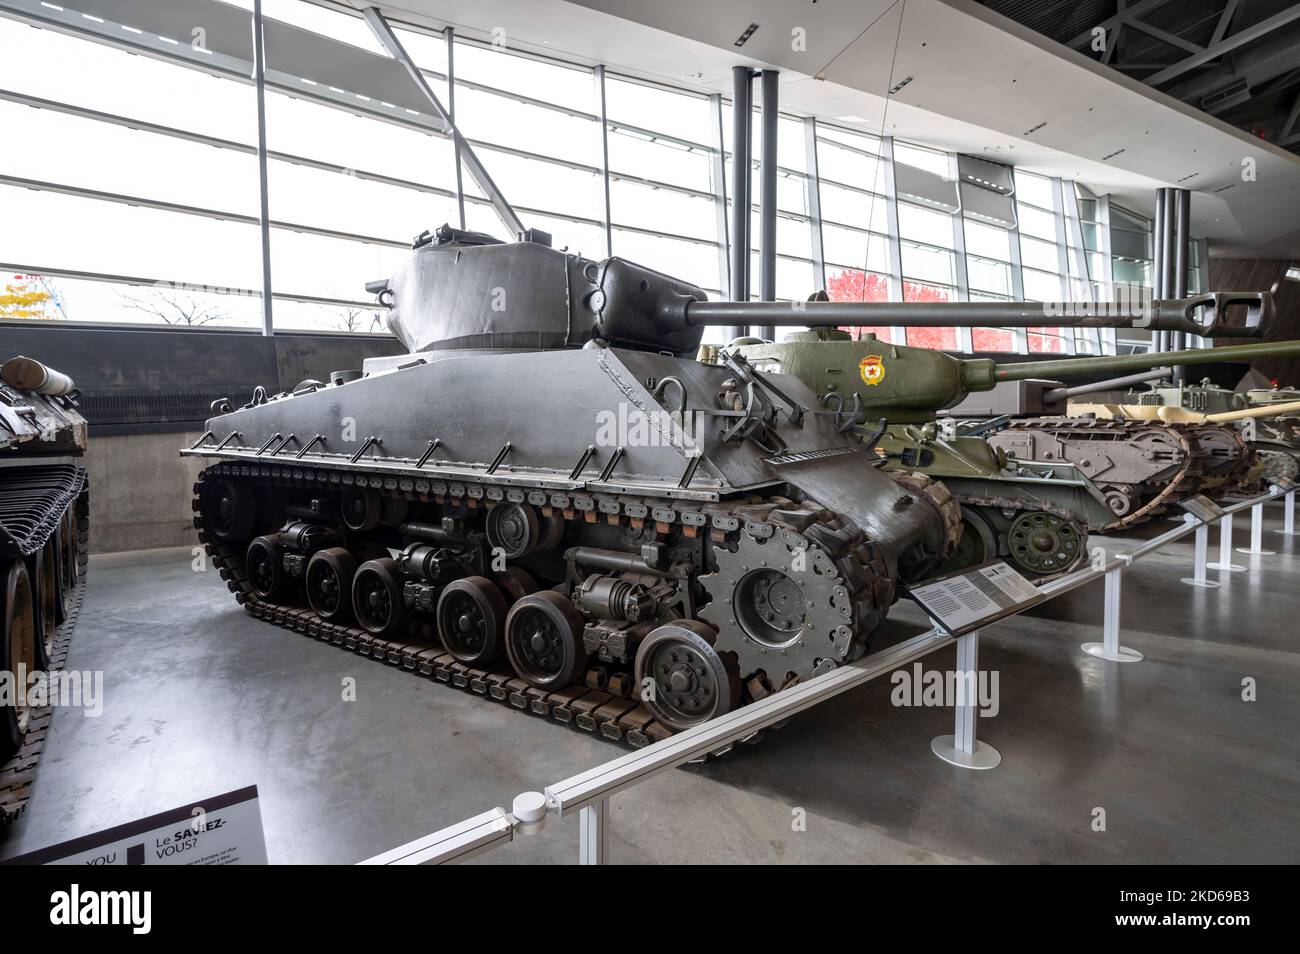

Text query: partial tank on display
(1067, 378), (1300, 493)
(0, 356), (89, 767)
(181, 224), (1273, 742)
(941, 343), (1300, 528)
(1244, 384), (1300, 464)
(711, 327), (1300, 578)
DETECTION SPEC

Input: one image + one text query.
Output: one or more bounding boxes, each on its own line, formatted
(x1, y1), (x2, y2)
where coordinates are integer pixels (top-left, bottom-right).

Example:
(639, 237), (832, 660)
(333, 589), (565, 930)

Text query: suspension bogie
(209, 461), (882, 743)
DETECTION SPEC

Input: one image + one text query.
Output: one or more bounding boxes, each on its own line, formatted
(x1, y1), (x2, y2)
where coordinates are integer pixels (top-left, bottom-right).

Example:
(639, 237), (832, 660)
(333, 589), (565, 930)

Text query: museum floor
(4, 508), (1298, 865)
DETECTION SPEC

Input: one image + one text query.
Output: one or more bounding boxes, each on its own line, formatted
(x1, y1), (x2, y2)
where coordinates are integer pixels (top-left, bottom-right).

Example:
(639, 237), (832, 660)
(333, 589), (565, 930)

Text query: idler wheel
(634, 620), (740, 731)
(437, 576), (508, 665)
(1102, 487), (1135, 517)
(203, 478), (255, 542)
(1, 562), (38, 760)
(485, 502), (540, 560)
(306, 547), (358, 623)
(1006, 511), (1083, 576)
(504, 591), (588, 690)
(341, 487), (382, 532)
(245, 535), (288, 601)
(351, 558), (407, 638)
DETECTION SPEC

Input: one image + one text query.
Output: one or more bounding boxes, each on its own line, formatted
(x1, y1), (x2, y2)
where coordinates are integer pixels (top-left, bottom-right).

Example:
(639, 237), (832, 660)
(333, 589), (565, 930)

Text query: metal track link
(192, 462), (886, 752)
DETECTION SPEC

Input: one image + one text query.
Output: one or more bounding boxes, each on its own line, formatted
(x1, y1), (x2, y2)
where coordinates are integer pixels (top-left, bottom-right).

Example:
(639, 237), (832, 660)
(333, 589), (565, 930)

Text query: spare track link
(192, 461), (884, 752)
(0, 488), (89, 824)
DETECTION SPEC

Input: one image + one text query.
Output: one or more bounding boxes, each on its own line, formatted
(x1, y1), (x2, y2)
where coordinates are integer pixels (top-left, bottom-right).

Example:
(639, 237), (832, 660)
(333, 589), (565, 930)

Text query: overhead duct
(1168, 26), (1300, 107)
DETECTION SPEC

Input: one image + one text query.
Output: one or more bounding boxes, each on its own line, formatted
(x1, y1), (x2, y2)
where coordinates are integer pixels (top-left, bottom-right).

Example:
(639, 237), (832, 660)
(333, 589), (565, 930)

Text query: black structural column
(755, 69), (780, 342)
(1171, 188), (1191, 382)
(728, 66), (753, 342)
(1153, 188), (1170, 354)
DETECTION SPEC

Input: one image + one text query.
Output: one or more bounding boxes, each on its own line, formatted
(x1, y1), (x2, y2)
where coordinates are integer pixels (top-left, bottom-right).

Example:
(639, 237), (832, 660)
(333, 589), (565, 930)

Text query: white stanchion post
(1207, 513), (1246, 573)
(579, 798), (608, 865)
(931, 629), (1000, 770)
(1082, 567), (1143, 662)
(1282, 491), (1299, 537)
(1236, 501), (1276, 556)
(1180, 517), (1219, 588)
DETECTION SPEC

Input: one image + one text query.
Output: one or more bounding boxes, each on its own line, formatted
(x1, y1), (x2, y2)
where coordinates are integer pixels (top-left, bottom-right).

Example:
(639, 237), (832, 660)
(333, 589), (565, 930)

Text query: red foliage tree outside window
(825, 268), (1028, 353)
(825, 268), (955, 349)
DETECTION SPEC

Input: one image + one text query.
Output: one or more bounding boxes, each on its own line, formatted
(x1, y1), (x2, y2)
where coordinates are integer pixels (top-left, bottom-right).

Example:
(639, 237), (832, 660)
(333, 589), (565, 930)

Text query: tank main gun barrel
(1043, 368), (1172, 403)
(1163, 399), (1300, 425)
(680, 291), (1271, 338)
(994, 339), (1300, 385)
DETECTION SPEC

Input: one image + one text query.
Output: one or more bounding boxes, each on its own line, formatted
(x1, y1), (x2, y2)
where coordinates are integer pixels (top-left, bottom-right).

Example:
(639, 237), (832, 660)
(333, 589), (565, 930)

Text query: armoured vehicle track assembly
(183, 225), (1275, 744)
(716, 327), (1295, 573)
(0, 355), (89, 819)
(1069, 378), (1300, 491)
(943, 341), (1300, 530)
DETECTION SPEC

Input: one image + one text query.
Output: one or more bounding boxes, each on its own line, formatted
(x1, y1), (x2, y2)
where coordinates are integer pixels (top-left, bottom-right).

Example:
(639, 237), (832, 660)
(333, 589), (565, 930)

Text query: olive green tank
(709, 332), (1300, 579)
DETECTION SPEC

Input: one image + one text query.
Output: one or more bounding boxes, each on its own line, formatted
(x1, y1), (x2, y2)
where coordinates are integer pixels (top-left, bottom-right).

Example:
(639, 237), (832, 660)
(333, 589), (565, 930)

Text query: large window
(0, 0), (1189, 357)
(610, 77), (721, 300)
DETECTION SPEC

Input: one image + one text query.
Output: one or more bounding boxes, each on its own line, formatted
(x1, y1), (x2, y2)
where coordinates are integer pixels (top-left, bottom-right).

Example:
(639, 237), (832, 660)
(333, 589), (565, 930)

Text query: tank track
(0, 487), (89, 824)
(996, 418), (1213, 531)
(192, 460), (890, 751)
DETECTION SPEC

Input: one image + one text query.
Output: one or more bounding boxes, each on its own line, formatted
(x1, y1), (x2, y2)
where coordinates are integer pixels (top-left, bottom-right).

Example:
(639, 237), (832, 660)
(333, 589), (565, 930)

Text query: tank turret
(1246, 385), (1300, 410)
(722, 336), (1300, 425)
(371, 225), (1272, 360)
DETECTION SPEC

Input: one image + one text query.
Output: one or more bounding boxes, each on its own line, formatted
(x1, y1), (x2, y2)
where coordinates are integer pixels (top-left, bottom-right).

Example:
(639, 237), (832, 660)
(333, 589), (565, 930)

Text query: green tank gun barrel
(1043, 369), (1171, 403)
(994, 339), (1300, 384)
(681, 291), (1271, 338)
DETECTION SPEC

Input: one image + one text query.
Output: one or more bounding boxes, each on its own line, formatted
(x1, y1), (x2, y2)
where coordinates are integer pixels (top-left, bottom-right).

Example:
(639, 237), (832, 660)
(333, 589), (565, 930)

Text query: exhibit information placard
(905, 560), (1044, 636)
(4, 785), (267, 865)
(1180, 494), (1227, 523)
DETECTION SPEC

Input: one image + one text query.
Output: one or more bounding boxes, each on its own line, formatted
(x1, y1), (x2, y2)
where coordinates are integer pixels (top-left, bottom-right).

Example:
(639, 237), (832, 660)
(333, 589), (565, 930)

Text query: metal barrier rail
(361, 485), (1297, 865)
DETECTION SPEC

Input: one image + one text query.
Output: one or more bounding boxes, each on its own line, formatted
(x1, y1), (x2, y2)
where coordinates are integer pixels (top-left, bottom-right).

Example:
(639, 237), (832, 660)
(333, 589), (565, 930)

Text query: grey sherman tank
(181, 224), (1270, 741)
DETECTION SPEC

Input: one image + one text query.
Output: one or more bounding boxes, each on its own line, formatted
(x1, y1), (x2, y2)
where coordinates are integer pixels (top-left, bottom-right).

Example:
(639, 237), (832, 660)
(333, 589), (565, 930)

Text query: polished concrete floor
(3, 506), (1299, 864)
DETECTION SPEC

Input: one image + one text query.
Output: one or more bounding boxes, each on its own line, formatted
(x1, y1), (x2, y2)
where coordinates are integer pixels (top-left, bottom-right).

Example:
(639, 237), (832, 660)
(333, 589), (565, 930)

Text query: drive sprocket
(699, 525), (860, 690)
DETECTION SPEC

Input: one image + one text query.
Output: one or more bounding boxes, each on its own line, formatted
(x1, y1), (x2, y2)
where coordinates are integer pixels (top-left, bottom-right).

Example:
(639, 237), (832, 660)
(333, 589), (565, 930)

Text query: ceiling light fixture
(889, 76), (914, 94)
(735, 23), (759, 47)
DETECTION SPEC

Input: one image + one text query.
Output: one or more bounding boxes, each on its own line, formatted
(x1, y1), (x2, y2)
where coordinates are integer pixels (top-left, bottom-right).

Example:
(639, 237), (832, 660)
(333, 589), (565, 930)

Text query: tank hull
(985, 417), (1249, 529)
(873, 427), (1111, 578)
(185, 344), (958, 741)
